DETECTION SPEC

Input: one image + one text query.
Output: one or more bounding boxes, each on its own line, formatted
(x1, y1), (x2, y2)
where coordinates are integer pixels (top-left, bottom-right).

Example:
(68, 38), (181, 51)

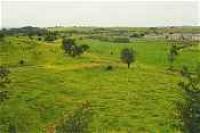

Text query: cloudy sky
(1, 1), (199, 28)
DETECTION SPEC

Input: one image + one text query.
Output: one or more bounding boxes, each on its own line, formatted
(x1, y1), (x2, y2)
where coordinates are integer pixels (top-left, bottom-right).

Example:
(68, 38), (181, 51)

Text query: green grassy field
(0, 34), (199, 132)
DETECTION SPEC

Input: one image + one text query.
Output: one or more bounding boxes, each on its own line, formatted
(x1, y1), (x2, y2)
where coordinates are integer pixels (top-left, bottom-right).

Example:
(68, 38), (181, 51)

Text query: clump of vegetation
(178, 64), (200, 132)
(62, 38), (89, 57)
(121, 48), (136, 68)
(79, 44), (89, 52)
(0, 32), (5, 42)
(38, 37), (42, 41)
(113, 36), (130, 43)
(0, 90), (9, 102)
(0, 67), (10, 103)
(55, 101), (92, 133)
(106, 65), (113, 71)
(44, 31), (57, 42)
(0, 66), (10, 86)
(168, 44), (178, 69)
(130, 32), (142, 38)
(19, 60), (25, 65)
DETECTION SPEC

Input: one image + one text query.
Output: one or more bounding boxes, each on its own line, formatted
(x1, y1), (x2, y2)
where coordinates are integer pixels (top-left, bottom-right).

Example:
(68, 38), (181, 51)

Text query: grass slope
(0, 36), (199, 132)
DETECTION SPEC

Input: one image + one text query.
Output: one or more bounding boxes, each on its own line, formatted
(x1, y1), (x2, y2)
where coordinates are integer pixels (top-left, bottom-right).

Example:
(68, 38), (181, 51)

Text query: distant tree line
(1, 26), (48, 36)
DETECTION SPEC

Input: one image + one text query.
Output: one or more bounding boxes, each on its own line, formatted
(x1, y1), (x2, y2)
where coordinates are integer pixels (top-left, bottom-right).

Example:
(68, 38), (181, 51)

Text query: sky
(1, 1), (199, 28)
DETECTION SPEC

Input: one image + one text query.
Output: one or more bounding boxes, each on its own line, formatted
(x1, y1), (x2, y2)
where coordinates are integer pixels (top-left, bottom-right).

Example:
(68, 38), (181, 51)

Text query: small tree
(121, 48), (135, 68)
(168, 45), (178, 69)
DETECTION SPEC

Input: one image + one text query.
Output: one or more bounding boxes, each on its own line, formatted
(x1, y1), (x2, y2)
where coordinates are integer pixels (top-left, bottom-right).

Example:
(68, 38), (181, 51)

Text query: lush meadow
(0, 27), (199, 132)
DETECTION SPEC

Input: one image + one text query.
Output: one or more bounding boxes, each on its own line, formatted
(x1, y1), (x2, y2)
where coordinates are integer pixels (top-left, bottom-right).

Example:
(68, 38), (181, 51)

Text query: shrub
(113, 37), (130, 43)
(0, 90), (9, 102)
(168, 45), (178, 69)
(0, 66), (10, 86)
(38, 37), (42, 41)
(19, 60), (25, 65)
(106, 65), (113, 71)
(80, 44), (89, 52)
(178, 64), (200, 132)
(62, 38), (75, 54)
(55, 101), (92, 133)
(0, 32), (5, 41)
(44, 32), (57, 42)
(130, 33), (141, 38)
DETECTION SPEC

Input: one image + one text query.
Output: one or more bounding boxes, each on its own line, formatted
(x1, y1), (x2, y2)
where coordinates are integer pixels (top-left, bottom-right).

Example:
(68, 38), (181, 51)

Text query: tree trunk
(128, 63), (130, 69)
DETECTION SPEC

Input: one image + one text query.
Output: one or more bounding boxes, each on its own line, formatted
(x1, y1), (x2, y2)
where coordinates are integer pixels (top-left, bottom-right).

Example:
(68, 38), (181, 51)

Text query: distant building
(168, 33), (200, 42)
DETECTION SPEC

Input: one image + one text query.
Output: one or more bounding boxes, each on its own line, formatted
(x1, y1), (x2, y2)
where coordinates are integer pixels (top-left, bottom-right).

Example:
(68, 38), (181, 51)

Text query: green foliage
(113, 37), (130, 43)
(62, 38), (89, 57)
(0, 66), (10, 104)
(178, 64), (200, 132)
(168, 45), (178, 69)
(0, 104), (41, 132)
(106, 65), (113, 71)
(62, 38), (75, 54)
(130, 32), (141, 38)
(0, 90), (9, 102)
(1, 26), (47, 36)
(79, 44), (89, 52)
(55, 101), (92, 133)
(0, 32), (5, 42)
(120, 48), (136, 68)
(44, 31), (57, 42)
(0, 66), (10, 86)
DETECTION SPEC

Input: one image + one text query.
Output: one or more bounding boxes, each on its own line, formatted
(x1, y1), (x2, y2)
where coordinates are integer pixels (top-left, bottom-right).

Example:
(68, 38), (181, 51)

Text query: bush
(38, 37), (42, 41)
(0, 32), (5, 41)
(130, 33), (141, 38)
(55, 101), (92, 133)
(178, 64), (200, 132)
(0, 90), (9, 102)
(19, 60), (25, 65)
(44, 32), (57, 42)
(0, 66), (10, 86)
(80, 44), (89, 52)
(106, 65), (113, 71)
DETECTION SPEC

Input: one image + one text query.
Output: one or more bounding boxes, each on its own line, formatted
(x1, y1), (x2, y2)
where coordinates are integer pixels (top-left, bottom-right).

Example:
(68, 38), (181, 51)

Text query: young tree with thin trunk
(120, 48), (135, 68)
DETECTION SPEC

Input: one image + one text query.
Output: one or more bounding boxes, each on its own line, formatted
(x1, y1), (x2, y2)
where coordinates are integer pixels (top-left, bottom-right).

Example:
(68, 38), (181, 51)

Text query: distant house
(168, 33), (200, 42)
(192, 34), (200, 41)
(144, 33), (165, 40)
